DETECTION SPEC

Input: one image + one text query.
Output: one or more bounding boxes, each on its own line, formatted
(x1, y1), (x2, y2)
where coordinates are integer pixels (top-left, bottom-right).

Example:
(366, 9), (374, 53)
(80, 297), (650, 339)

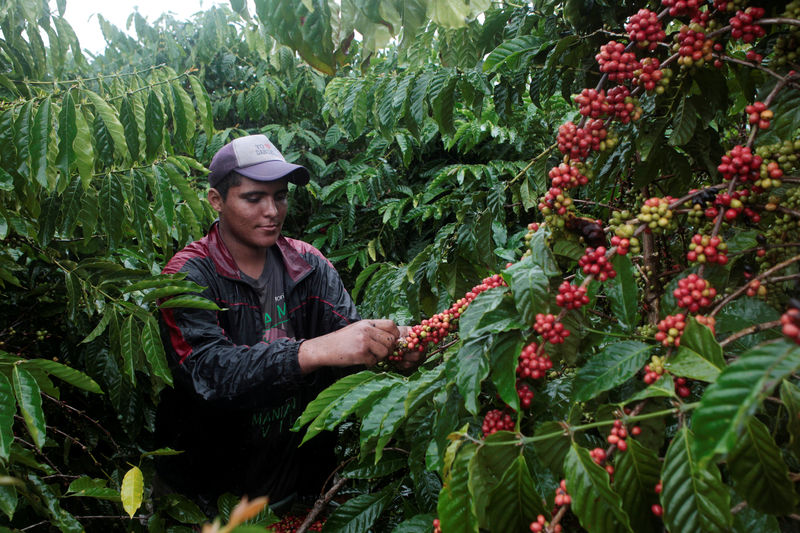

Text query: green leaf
(73, 107), (94, 188)
(781, 379), (800, 456)
(727, 417), (797, 514)
(119, 315), (138, 386)
(661, 426), (732, 533)
(99, 172), (124, 247)
(573, 341), (653, 402)
(506, 257), (549, 325)
(145, 90), (164, 160)
(158, 295), (222, 310)
(605, 255), (639, 330)
(0, 374), (13, 461)
(141, 315), (173, 386)
(60, 175), (84, 236)
(532, 421), (571, 477)
(66, 476), (121, 501)
(666, 350), (723, 382)
(322, 482), (397, 533)
(565, 444), (633, 533)
(458, 289), (525, 340)
(27, 474), (82, 532)
(162, 493), (207, 523)
(20, 359), (102, 394)
(451, 335), (492, 415)
(293, 370), (376, 431)
(438, 440), (479, 533)
(30, 97), (51, 188)
(80, 309), (113, 345)
(121, 466), (143, 519)
(490, 330), (525, 412)
(56, 91), (77, 183)
(342, 450), (407, 479)
(614, 438), (661, 533)
(692, 340), (800, 463)
(486, 455), (547, 532)
(84, 89), (128, 161)
(0, 465), (17, 519)
(667, 317), (724, 382)
(119, 97), (141, 161)
(123, 277), (204, 294)
(12, 367), (46, 449)
(359, 381), (408, 461)
(483, 35), (546, 73)
(189, 75), (214, 138)
(172, 81), (196, 151)
(391, 514), (437, 533)
(669, 96), (696, 146)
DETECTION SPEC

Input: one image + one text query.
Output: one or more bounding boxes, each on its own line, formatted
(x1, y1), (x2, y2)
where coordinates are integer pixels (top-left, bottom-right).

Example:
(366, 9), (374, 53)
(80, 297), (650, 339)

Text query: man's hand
(393, 325), (427, 371)
(298, 319), (401, 373)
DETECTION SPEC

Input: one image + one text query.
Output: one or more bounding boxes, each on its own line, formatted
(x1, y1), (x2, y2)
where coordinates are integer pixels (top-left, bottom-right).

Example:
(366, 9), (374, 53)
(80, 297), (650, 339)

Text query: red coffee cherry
(686, 234), (728, 265)
(573, 88), (611, 118)
(554, 479), (572, 506)
(661, 0), (701, 17)
(745, 101), (773, 129)
(578, 246), (617, 281)
(596, 40), (641, 82)
(673, 24), (715, 68)
(730, 7), (766, 43)
(781, 307), (800, 345)
(556, 281), (589, 309)
(625, 9), (666, 51)
(534, 313), (571, 344)
(718, 145), (763, 183)
(548, 162), (589, 189)
(655, 314), (687, 347)
(517, 380), (535, 408)
(590, 447), (607, 464)
(517, 342), (553, 380)
(675, 377), (691, 398)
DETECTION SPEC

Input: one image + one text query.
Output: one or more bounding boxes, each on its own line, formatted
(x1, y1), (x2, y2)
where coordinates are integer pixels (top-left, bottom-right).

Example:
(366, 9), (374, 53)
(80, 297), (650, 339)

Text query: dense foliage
(2, 0), (800, 531)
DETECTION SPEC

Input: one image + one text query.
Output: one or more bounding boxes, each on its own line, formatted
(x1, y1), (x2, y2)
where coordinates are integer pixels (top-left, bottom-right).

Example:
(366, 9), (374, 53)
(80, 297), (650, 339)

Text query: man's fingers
(370, 319), (400, 337)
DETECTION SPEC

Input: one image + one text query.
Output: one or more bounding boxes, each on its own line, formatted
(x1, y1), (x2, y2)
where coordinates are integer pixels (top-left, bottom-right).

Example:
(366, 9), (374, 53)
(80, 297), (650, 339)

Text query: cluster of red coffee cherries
(729, 7), (766, 42)
(607, 419), (631, 452)
(482, 408), (515, 436)
(554, 479), (572, 507)
(661, 0), (701, 17)
(674, 24), (718, 68)
(675, 377), (691, 398)
(707, 189), (759, 222)
(517, 381), (535, 408)
(686, 234), (729, 265)
(655, 314), (687, 347)
(538, 186), (573, 216)
(557, 120), (607, 160)
(746, 278), (768, 297)
(574, 88), (610, 118)
(610, 235), (631, 255)
(548, 162), (589, 189)
(652, 481), (664, 517)
(391, 275), (506, 362)
(517, 341), (553, 380)
(718, 145), (763, 182)
(556, 281), (589, 309)
(530, 515), (562, 532)
(643, 355), (666, 384)
(746, 101), (773, 129)
(433, 518), (442, 533)
(633, 57), (669, 93)
(534, 313), (571, 344)
(625, 9), (666, 51)
(596, 41), (641, 82)
(269, 513), (324, 532)
(578, 246), (617, 281)
(673, 274), (717, 312)
(606, 85), (642, 123)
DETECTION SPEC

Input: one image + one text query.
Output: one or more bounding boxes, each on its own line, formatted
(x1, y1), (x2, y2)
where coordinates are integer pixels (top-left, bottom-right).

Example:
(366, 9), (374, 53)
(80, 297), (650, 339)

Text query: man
(155, 134), (409, 514)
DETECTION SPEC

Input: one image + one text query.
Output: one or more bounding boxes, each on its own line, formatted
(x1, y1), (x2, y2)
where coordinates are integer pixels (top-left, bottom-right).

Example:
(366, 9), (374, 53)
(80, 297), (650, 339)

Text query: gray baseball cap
(207, 134), (310, 188)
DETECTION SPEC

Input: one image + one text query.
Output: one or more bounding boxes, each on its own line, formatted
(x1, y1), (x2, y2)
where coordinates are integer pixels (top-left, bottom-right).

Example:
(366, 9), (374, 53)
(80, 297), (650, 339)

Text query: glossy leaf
(72, 107), (94, 188)
(668, 317), (724, 382)
(486, 455), (547, 532)
(661, 426), (732, 533)
(0, 374), (13, 461)
(189, 74), (214, 137)
(450, 335), (492, 415)
(66, 476), (121, 501)
(489, 330), (525, 412)
(0, 465), (17, 519)
(30, 97), (51, 188)
(437, 440), (479, 533)
(727, 417), (796, 514)
(458, 289), (525, 340)
(293, 370), (376, 430)
(532, 421), (571, 477)
(99, 172), (124, 247)
(614, 438), (661, 533)
(56, 91), (76, 183)
(359, 381), (407, 461)
(573, 341), (652, 402)
(605, 254), (639, 330)
(119, 315), (138, 386)
(322, 482), (397, 533)
(145, 90), (164, 159)
(781, 379), (800, 456)
(624, 374), (676, 404)
(21, 359), (102, 394)
(158, 295), (222, 310)
(84, 89), (128, 161)
(121, 466), (144, 518)
(141, 315), (173, 386)
(12, 367), (46, 449)
(692, 340), (800, 463)
(506, 257), (549, 325)
(119, 97), (141, 161)
(564, 444), (633, 532)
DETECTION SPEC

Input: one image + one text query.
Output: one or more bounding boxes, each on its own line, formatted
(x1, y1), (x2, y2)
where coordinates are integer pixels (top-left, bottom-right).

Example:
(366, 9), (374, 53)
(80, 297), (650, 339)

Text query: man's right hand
(297, 319), (400, 373)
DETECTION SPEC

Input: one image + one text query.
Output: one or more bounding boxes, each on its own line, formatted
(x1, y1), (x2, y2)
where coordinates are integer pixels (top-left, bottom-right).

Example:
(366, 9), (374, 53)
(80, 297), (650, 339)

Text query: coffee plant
(2, 0), (800, 531)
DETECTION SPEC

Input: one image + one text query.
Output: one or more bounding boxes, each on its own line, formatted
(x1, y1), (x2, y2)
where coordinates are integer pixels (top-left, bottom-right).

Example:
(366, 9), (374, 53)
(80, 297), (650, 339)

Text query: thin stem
(720, 320), (782, 347)
(711, 254), (800, 317)
(296, 477), (348, 533)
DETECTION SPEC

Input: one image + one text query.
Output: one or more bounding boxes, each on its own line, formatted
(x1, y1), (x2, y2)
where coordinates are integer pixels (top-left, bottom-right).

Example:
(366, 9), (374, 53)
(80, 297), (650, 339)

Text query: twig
(720, 320), (782, 347)
(545, 505), (568, 533)
(711, 254), (800, 317)
(731, 501), (748, 514)
(296, 476), (348, 533)
(43, 393), (120, 450)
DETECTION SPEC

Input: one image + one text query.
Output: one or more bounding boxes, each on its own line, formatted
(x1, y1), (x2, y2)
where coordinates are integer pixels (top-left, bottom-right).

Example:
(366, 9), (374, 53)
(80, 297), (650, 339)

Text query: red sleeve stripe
(215, 298), (260, 312)
(161, 309), (193, 364)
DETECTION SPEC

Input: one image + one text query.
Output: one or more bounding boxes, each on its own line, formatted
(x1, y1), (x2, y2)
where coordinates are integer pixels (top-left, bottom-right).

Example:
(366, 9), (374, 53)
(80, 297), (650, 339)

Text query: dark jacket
(155, 222), (360, 503)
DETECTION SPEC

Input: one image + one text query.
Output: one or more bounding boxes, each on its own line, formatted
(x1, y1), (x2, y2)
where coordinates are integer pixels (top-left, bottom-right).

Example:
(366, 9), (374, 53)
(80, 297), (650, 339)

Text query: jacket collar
(206, 221), (313, 283)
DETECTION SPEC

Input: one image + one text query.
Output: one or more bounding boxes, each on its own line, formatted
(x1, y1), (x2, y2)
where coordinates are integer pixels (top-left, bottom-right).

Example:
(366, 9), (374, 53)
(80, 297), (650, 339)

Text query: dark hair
(212, 172), (243, 200)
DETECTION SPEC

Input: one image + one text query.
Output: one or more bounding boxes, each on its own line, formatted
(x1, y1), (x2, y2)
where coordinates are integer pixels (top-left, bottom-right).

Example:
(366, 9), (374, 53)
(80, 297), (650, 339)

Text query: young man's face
(209, 176), (289, 250)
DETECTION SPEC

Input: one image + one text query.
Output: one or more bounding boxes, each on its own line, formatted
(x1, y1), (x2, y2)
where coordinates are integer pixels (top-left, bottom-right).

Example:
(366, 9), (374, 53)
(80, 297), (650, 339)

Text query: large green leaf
(72, 107), (94, 188)
(84, 89), (128, 161)
(564, 444), (633, 533)
(56, 91), (76, 184)
(614, 438), (661, 533)
(99, 172), (124, 247)
(158, 295), (222, 310)
(30, 97), (51, 188)
(20, 359), (102, 394)
(727, 417), (796, 514)
(486, 455), (547, 532)
(145, 89), (164, 159)
(189, 75), (214, 138)
(438, 440), (479, 533)
(141, 315), (173, 386)
(12, 367), (46, 449)
(661, 427), (732, 532)
(450, 335), (492, 415)
(605, 254), (639, 330)
(506, 257), (549, 325)
(390, 514), (437, 533)
(66, 476), (121, 501)
(0, 374), (13, 461)
(692, 340), (800, 463)
(489, 330), (525, 412)
(27, 474), (82, 532)
(119, 315), (138, 385)
(119, 97), (141, 161)
(359, 381), (408, 461)
(293, 370), (376, 429)
(531, 421), (571, 477)
(483, 35), (547, 73)
(667, 317), (724, 382)
(781, 379), (800, 456)
(0, 465), (17, 520)
(573, 341), (652, 402)
(322, 482), (397, 533)
(458, 289), (524, 340)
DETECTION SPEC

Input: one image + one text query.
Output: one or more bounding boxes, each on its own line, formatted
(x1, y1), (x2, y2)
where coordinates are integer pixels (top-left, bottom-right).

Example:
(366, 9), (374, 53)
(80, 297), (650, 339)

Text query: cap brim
(235, 161), (310, 186)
